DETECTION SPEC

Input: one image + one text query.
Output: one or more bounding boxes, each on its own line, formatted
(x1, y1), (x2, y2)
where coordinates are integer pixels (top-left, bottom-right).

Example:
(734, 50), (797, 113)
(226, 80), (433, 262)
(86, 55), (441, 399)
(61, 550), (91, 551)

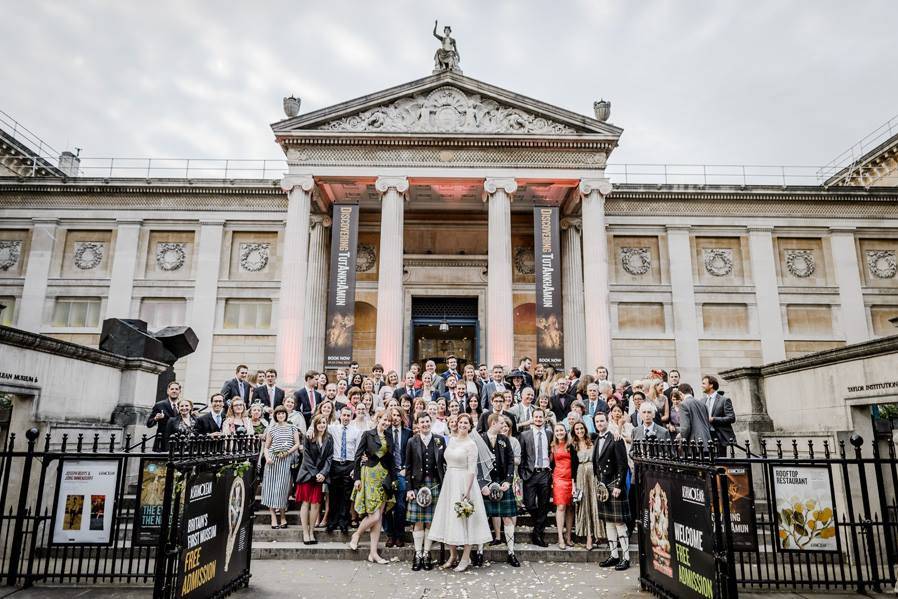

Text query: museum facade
(1, 69), (898, 395)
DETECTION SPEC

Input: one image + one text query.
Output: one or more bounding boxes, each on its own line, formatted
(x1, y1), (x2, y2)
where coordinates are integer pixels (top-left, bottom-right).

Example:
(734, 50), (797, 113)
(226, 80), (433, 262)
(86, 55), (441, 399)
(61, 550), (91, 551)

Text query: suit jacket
(252, 385), (285, 411)
(631, 422), (671, 443)
(706, 392), (736, 444)
(479, 432), (515, 486)
(147, 399), (178, 452)
(221, 378), (251, 405)
(393, 386), (421, 400)
(507, 402), (536, 431)
(194, 411), (224, 435)
(678, 396), (713, 446)
(478, 410), (517, 435)
(550, 392), (575, 422)
(293, 388), (324, 423)
(353, 428), (399, 482)
(518, 425), (553, 481)
(583, 398), (609, 419)
(295, 434), (334, 484)
(405, 434), (447, 488)
(592, 432), (628, 491)
(385, 426), (412, 470)
(481, 380), (508, 412)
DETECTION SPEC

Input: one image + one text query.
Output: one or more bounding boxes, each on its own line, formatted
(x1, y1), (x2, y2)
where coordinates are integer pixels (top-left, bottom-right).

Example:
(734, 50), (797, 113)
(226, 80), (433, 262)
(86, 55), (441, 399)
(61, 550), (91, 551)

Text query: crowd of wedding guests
(145, 358), (735, 572)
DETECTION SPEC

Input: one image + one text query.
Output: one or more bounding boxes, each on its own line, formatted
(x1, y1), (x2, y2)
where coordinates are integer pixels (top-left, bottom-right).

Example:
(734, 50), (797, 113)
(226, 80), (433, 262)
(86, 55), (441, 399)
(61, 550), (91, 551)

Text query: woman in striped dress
(262, 406), (301, 529)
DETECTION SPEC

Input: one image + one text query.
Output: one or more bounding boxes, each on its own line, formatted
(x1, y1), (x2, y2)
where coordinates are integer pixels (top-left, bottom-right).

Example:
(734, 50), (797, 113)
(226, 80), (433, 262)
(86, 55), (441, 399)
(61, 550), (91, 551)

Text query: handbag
(512, 475), (525, 509)
(572, 488), (583, 503)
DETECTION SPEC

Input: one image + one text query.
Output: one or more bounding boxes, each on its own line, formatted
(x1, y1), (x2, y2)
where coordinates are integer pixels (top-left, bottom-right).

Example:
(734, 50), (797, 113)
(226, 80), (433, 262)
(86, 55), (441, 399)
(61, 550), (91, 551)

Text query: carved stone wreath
(513, 247), (535, 275)
(356, 244), (376, 272)
(703, 248), (734, 277)
(73, 241), (104, 270)
(0, 240), (22, 272)
(620, 247), (651, 276)
(155, 242), (186, 272)
(866, 249), (897, 279)
(785, 249), (815, 278)
(239, 242), (270, 272)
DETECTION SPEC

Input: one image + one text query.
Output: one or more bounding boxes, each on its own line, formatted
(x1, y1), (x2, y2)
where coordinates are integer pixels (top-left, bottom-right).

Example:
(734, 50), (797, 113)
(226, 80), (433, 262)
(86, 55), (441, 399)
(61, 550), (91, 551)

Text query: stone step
(251, 540), (621, 563)
(252, 508), (540, 527)
(252, 525), (591, 544)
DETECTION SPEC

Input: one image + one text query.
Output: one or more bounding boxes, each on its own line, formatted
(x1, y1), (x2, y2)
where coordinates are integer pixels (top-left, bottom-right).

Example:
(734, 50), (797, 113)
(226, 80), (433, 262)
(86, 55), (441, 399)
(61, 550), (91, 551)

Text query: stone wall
(209, 334), (276, 397)
(611, 338), (677, 382)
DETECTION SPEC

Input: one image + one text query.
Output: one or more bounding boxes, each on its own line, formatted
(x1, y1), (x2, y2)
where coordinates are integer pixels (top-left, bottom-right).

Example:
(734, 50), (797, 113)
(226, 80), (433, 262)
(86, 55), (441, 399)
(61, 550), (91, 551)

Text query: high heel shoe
(453, 558), (471, 572)
(367, 555), (388, 564)
(439, 559), (456, 570)
(348, 534), (360, 551)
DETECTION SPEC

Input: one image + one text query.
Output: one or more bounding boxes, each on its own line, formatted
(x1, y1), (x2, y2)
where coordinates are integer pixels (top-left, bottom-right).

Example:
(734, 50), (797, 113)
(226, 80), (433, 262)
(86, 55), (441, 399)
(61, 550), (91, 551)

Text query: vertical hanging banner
(324, 203), (360, 368)
(533, 205), (563, 368)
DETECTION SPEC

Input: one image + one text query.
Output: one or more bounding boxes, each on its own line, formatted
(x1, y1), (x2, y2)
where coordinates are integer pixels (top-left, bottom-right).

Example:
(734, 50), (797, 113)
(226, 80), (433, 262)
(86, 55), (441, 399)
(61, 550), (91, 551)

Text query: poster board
(50, 458), (121, 545)
(770, 465), (839, 552)
(132, 458), (168, 546)
(718, 464), (758, 551)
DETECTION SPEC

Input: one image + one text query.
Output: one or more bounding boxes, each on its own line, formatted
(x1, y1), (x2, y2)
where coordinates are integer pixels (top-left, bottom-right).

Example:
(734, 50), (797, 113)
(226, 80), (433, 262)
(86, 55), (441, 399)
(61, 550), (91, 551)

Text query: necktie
(537, 432), (544, 468)
(214, 413), (221, 429)
(238, 381), (244, 398)
(341, 426), (347, 460)
(393, 429), (401, 466)
(525, 406), (531, 421)
(309, 389), (316, 411)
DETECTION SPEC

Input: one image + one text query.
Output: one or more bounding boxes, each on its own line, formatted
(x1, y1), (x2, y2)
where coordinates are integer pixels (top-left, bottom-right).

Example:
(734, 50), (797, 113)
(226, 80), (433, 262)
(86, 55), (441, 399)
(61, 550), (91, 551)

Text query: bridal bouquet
(454, 497), (474, 519)
(273, 450), (290, 459)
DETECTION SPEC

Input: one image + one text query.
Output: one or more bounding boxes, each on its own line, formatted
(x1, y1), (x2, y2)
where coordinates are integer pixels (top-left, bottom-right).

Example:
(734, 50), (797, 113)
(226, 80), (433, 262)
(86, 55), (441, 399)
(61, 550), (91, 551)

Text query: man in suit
(507, 387), (536, 432)
(394, 371), (421, 400)
(478, 392), (518, 434)
(328, 406), (362, 534)
(384, 406), (412, 548)
(220, 364), (251, 406)
(404, 411), (446, 571)
(147, 381), (182, 452)
(480, 365), (507, 413)
(567, 366), (582, 394)
(517, 357), (534, 389)
(702, 374), (736, 454)
(550, 378), (576, 421)
(293, 371), (323, 423)
(194, 393), (225, 436)
(593, 411), (632, 571)
(518, 408), (553, 547)
(631, 401), (671, 443)
(370, 364), (386, 394)
(663, 369), (681, 401)
(441, 355), (462, 384)
(677, 383), (712, 448)
(252, 368), (285, 415)
(424, 360), (445, 395)
(585, 382), (610, 419)
(477, 363), (490, 387)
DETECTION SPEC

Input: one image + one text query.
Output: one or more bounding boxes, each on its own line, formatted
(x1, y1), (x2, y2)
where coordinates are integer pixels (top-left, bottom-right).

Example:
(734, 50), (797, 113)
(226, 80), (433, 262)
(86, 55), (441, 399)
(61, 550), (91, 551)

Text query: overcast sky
(2, 0), (896, 168)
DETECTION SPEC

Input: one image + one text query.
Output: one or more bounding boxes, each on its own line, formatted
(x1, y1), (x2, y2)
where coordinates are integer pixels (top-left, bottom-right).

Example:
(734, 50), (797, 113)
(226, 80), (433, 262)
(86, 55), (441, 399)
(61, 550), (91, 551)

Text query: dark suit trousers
(524, 470), (552, 538)
(329, 460), (354, 530)
(384, 474), (407, 539)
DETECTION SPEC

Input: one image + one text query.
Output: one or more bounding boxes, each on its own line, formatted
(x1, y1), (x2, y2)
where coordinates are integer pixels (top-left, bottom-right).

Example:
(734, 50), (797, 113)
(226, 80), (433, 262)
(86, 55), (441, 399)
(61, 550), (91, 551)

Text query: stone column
(748, 227), (786, 363)
(184, 220), (224, 398)
(484, 178), (517, 369)
(561, 217), (586, 370)
(666, 225), (701, 385)
(106, 219), (142, 319)
(275, 175), (315, 387)
(374, 177), (409, 372)
(301, 213), (331, 373)
(18, 218), (58, 333)
(830, 228), (868, 344)
(579, 179), (613, 373)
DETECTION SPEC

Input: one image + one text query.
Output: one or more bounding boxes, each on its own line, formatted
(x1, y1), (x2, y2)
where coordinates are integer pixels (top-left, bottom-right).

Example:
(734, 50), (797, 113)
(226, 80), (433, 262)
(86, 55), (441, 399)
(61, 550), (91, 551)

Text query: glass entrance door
(410, 297), (479, 373)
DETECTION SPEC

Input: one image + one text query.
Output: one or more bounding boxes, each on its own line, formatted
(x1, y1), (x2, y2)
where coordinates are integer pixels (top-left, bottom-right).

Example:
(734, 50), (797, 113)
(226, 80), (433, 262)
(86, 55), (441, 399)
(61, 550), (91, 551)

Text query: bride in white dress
(426, 412), (493, 571)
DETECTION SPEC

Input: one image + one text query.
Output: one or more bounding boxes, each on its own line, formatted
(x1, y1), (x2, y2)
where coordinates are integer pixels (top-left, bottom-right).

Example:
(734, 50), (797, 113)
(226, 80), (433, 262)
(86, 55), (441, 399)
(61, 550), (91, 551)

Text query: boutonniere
(434, 438), (443, 447)
(498, 440), (506, 448)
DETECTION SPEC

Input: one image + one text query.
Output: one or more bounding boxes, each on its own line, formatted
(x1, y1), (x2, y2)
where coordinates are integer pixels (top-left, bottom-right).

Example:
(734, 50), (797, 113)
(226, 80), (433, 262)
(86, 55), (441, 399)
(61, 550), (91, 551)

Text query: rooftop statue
(433, 21), (461, 74)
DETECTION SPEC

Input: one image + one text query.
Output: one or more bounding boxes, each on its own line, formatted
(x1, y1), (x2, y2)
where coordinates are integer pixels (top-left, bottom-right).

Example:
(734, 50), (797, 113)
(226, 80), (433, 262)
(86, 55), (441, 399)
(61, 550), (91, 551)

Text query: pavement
(0, 560), (893, 598)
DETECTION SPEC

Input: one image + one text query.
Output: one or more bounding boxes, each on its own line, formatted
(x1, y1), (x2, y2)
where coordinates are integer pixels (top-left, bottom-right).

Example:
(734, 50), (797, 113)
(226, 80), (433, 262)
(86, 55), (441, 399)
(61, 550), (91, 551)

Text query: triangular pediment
(272, 71), (622, 139)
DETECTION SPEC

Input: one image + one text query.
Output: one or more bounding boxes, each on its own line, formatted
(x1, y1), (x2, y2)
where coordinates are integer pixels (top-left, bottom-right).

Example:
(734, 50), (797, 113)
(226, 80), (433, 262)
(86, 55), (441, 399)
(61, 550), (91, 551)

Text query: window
(0, 297), (14, 326)
(139, 298), (187, 331)
(52, 297), (102, 327)
(223, 299), (271, 330)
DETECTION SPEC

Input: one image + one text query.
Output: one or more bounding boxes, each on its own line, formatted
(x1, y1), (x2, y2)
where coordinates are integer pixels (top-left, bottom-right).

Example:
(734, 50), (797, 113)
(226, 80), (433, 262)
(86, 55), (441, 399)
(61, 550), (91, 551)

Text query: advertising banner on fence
(642, 469), (717, 599)
(51, 458), (120, 545)
(324, 203), (360, 368)
(718, 464), (758, 551)
(177, 467), (253, 598)
(133, 458), (167, 546)
(771, 465), (838, 552)
(532, 205), (563, 368)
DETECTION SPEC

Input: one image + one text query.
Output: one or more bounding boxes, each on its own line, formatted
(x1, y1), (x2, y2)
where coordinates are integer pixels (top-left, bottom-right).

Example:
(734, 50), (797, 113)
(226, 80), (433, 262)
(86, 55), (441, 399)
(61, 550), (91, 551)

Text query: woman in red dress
(550, 423), (578, 549)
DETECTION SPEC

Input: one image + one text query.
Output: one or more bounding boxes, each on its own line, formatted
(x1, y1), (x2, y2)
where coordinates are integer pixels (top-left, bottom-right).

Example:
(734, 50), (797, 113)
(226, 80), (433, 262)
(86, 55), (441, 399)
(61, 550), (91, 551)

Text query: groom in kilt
(592, 411), (631, 571)
(404, 412), (446, 571)
(475, 413), (520, 567)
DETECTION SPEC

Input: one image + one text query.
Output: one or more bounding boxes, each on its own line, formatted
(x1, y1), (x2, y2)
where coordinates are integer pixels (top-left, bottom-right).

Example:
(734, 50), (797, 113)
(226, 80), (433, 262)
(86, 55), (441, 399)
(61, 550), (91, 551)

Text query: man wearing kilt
(592, 411), (631, 571)
(404, 412), (446, 571)
(474, 413), (520, 567)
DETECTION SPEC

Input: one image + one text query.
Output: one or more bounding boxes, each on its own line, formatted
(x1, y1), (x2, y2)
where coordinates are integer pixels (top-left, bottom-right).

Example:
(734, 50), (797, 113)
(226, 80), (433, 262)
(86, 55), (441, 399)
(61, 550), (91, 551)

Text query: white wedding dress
(426, 436), (493, 546)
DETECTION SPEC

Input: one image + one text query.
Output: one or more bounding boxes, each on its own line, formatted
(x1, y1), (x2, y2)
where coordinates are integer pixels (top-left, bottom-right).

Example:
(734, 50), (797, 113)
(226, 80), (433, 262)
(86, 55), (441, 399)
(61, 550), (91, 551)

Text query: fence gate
(0, 428), (259, 598)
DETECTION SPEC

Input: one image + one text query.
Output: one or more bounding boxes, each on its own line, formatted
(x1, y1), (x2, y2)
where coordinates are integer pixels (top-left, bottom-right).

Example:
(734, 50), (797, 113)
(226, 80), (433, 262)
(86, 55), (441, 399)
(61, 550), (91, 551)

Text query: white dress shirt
(328, 422), (361, 462)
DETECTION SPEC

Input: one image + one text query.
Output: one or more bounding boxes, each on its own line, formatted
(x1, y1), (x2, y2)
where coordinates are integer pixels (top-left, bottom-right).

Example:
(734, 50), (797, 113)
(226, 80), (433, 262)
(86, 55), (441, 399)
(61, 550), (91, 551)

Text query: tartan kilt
(406, 480), (440, 524)
(484, 488), (518, 518)
(596, 493), (629, 524)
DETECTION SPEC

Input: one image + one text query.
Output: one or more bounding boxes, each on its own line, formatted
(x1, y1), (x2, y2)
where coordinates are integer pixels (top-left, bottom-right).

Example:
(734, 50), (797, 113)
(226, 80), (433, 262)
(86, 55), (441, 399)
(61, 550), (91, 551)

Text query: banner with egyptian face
(533, 205), (563, 368)
(324, 203), (359, 368)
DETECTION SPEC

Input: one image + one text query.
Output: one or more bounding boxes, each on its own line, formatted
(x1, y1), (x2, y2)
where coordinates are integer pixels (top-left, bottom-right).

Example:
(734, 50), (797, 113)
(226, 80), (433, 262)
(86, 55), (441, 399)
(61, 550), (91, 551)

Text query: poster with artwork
(133, 458), (168, 546)
(771, 465), (838, 552)
(718, 464), (758, 551)
(51, 458), (120, 545)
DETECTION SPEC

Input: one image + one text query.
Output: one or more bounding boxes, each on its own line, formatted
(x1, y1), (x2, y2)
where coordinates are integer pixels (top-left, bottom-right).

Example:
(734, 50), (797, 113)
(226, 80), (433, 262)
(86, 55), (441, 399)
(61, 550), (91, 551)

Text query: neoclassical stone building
(1, 68), (897, 397)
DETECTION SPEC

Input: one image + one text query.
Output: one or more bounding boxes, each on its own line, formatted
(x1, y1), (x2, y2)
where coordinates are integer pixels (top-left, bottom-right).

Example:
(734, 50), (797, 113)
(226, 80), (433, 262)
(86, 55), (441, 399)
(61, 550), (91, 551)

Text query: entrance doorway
(410, 297), (479, 373)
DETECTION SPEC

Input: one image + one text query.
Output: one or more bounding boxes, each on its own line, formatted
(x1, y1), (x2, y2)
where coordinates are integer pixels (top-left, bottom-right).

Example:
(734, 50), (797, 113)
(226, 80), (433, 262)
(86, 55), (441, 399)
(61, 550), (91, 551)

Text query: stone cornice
(404, 254), (487, 268)
(0, 325), (169, 374)
(720, 334), (898, 379)
(281, 135), (616, 150)
(0, 178), (282, 195)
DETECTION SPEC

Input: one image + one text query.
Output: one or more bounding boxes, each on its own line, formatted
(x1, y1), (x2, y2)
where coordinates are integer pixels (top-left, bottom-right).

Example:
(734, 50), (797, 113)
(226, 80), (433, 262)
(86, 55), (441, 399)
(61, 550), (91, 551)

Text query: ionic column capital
(280, 174), (315, 193)
(375, 176), (410, 194)
(578, 178), (612, 197)
(310, 213), (332, 229)
(483, 178), (518, 196)
(560, 217), (582, 232)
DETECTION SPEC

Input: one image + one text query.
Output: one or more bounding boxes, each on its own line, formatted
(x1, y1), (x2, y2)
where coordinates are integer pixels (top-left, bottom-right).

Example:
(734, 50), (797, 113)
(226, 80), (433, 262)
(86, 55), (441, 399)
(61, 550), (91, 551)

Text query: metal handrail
(0, 110), (62, 165)
(818, 113), (898, 180)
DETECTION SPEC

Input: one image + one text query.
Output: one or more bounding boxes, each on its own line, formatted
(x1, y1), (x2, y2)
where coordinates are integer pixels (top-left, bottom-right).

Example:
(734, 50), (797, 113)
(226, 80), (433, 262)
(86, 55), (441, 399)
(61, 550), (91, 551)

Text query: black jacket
(707, 392), (736, 445)
(404, 434), (447, 488)
(353, 429), (398, 482)
(163, 416), (196, 450)
(591, 432), (629, 492)
(221, 378), (251, 405)
(550, 392), (576, 422)
(295, 434), (334, 484)
(252, 385), (285, 411)
(147, 399), (178, 452)
(194, 411), (224, 435)
(293, 388), (324, 423)
(480, 432), (515, 486)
